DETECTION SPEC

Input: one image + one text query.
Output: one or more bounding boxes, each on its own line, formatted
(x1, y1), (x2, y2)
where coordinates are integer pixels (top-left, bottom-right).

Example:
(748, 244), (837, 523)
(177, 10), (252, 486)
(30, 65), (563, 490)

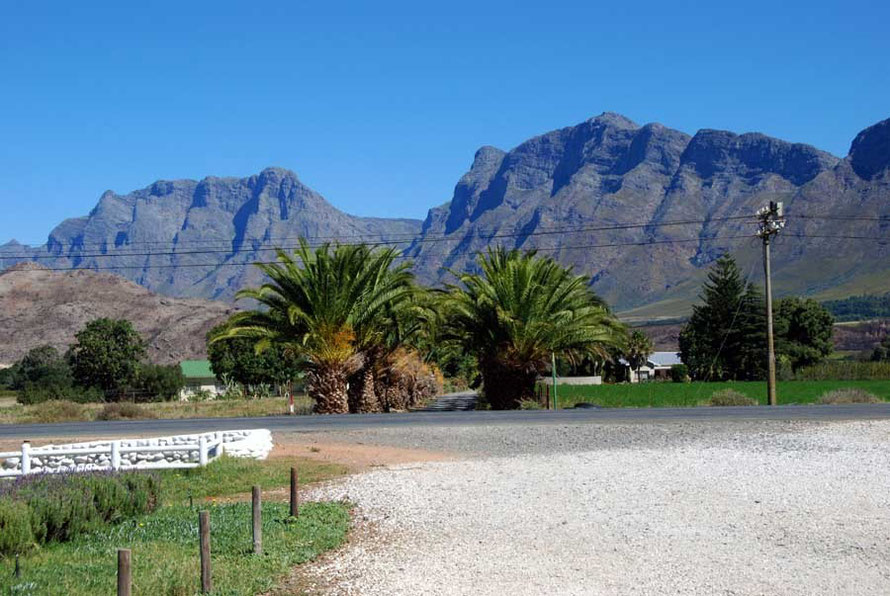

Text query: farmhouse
(179, 359), (222, 399)
(622, 351), (683, 382)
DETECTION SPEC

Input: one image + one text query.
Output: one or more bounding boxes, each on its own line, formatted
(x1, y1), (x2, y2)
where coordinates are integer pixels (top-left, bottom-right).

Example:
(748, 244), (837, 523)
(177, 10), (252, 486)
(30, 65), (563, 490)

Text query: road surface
(3, 403), (890, 439)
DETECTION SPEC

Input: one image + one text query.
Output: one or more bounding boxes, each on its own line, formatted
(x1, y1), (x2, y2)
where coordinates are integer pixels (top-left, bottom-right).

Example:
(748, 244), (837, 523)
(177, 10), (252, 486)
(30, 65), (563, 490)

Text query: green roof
(180, 360), (215, 379)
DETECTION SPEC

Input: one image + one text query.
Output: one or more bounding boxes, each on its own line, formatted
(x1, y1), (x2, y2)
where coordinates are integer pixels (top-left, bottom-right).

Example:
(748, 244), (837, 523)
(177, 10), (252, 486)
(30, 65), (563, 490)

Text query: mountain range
(2, 112), (889, 317)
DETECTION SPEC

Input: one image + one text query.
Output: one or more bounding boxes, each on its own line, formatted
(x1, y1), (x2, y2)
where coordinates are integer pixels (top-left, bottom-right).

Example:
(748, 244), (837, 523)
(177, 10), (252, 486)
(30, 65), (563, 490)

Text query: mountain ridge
(2, 113), (889, 314)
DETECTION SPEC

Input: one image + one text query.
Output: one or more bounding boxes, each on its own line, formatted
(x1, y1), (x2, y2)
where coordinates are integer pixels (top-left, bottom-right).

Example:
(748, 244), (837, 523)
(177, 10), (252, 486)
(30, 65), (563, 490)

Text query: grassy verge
(0, 456), (351, 595)
(550, 380), (890, 408)
(0, 395), (314, 425)
(0, 502), (349, 595)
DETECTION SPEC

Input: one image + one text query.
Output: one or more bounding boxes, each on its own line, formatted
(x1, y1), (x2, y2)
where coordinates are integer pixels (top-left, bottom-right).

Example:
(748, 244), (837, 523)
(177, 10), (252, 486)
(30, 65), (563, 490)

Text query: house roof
(180, 359), (215, 379)
(648, 352), (683, 367)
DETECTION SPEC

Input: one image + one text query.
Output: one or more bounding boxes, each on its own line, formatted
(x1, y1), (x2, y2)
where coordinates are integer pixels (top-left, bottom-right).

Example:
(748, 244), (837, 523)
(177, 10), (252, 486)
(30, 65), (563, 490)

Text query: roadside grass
(0, 395), (314, 425)
(0, 456), (351, 595)
(160, 456), (348, 505)
(0, 501), (350, 595)
(551, 380), (890, 408)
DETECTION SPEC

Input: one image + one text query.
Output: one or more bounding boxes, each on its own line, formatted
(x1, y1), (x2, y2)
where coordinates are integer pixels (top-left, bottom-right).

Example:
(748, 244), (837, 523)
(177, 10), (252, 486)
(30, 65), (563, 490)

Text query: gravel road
(305, 420), (890, 595)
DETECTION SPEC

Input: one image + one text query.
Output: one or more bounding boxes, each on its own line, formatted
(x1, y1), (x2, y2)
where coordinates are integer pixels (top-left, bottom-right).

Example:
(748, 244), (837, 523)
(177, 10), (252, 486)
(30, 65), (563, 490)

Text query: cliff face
(409, 114), (890, 314)
(1, 168), (421, 300)
(2, 115), (890, 316)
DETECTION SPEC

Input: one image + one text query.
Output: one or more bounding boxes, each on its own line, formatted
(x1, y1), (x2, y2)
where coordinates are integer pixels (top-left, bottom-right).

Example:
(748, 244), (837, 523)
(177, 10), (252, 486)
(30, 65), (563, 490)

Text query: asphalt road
(3, 403), (890, 439)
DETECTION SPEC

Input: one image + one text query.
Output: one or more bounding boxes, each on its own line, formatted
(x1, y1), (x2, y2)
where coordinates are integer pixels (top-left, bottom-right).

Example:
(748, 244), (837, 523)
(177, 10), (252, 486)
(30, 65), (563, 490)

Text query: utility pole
(756, 201), (785, 406)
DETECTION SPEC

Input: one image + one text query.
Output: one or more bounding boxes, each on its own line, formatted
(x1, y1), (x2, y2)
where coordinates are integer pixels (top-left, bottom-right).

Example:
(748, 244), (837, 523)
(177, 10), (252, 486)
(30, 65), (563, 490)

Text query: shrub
(18, 383), (104, 405)
(708, 389), (758, 407)
(27, 400), (87, 423)
(519, 399), (543, 410)
(795, 361), (890, 381)
(0, 500), (34, 557)
(670, 364), (689, 383)
(96, 402), (157, 421)
(0, 472), (161, 547)
(818, 388), (882, 404)
(130, 363), (185, 402)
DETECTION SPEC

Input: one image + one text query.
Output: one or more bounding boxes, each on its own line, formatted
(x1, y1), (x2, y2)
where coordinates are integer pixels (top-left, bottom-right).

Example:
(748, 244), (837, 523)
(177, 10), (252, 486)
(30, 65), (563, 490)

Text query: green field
(0, 457), (350, 595)
(549, 380), (890, 409)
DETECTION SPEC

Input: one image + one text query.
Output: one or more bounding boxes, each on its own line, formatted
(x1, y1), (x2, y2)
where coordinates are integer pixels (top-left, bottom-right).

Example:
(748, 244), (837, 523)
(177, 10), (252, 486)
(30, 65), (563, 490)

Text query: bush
(670, 364), (689, 383)
(795, 361), (890, 381)
(96, 402), (157, 421)
(27, 400), (87, 423)
(0, 500), (34, 557)
(519, 399), (543, 410)
(18, 384), (104, 405)
(818, 388), (882, 404)
(0, 472), (161, 548)
(708, 389), (758, 407)
(129, 363), (185, 402)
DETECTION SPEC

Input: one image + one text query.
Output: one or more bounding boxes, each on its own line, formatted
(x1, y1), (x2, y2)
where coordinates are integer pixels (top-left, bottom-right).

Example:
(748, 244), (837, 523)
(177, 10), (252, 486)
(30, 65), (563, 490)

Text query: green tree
(130, 363), (185, 402)
(774, 297), (834, 371)
(872, 335), (890, 362)
(9, 345), (73, 391)
(67, 319), (146, 398)
(440, 248), (626, 410)
(679, 255), (766, 381)
(207, 323), (301, 388)
(624, 330), (654, 382)
(213, 241), (416, 414)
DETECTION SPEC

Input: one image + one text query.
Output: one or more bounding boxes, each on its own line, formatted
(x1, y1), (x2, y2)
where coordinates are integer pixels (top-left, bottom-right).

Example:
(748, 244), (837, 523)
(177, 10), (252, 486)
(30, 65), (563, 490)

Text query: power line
(2, 234), (756, 273)
(0, 215), (758, 256)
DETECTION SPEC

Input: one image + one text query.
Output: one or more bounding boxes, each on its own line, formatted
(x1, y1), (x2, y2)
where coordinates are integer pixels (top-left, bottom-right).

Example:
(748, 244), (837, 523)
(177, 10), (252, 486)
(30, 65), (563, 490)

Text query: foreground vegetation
(550, 380), (890, 408)
(0, 396), (314, 425)
(0, 457), (349, 595)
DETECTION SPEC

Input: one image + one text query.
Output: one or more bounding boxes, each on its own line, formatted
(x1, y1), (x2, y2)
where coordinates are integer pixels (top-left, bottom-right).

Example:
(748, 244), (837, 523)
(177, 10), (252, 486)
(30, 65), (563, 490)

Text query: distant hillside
(2, 114), (890, 314)
(822, 293), (890, 322)
(0, 262), (235, 365)
(0, 168), (422, 300)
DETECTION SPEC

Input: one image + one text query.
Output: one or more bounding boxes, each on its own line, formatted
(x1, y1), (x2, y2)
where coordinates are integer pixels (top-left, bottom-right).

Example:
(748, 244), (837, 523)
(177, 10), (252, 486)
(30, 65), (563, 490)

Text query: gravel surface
(306, 420), (890, 595)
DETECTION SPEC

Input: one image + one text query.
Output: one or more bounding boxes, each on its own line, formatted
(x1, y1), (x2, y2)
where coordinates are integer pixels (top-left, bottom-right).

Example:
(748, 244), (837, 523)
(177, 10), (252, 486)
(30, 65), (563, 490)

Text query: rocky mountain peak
(849, 118), (890, 179)
(588, 111), (639, 130)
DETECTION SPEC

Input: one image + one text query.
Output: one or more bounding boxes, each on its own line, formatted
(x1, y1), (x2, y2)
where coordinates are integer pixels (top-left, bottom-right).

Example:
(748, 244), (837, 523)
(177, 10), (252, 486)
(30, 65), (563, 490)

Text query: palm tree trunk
(356, 367), (381, 413)
(481, 363), (538, 410)
(307, 366), (350, 414)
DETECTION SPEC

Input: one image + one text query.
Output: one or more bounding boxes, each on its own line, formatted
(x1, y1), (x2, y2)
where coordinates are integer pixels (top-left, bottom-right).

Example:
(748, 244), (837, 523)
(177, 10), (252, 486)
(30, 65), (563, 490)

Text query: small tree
(872, 335), (890, 362)
(624, 330), (654, 382)
(131, 363), (185, 402)
(9, 345), (73, 391)
(679, 255), (765, 381)
(207, 324), (300, 392)
(774, 297), (834, 371)
(67, 319), (146, 398)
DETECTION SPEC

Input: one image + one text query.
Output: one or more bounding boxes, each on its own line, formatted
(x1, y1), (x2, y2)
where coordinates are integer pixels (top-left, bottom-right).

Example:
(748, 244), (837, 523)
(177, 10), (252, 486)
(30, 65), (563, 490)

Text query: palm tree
(212, 240), (415, 414)
(440, 248), (626, 409)
(624, 329), (654, 382)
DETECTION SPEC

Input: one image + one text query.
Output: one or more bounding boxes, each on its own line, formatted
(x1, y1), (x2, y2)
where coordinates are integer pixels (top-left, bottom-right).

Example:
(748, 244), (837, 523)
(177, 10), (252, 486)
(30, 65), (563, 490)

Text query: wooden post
(199, 511), (212, 593)
(252, 485), (262, 555)
(290, 467), (299, 518)
(117, 549), (131, 596)
(545, 385), (550, 410)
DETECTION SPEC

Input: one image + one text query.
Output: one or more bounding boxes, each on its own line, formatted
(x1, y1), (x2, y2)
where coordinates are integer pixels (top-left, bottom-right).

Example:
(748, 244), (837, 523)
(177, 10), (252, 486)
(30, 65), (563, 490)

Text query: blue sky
(1, 0), (887, 244)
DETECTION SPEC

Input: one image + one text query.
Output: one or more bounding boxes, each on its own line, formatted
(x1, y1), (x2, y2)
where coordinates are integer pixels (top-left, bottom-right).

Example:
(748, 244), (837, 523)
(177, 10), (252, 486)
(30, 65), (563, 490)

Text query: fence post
(111, 441), (121, 471)
(21, 441), (31, 475)
(252, 486), (262, 555)
(199, 436), (208, 467)
(117, 549), (131, 596)
(199, 510), (212, 593)
(290, 467), (299, 518)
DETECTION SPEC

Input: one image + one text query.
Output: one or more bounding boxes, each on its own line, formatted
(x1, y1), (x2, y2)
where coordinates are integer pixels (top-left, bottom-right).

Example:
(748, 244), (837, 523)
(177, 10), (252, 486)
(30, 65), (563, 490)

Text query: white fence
(0, 435), (224, 478)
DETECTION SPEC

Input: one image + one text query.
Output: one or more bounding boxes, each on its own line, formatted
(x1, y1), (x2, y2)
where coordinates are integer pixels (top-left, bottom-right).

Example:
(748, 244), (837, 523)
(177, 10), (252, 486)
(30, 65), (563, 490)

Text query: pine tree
(679, 255), (765, 380)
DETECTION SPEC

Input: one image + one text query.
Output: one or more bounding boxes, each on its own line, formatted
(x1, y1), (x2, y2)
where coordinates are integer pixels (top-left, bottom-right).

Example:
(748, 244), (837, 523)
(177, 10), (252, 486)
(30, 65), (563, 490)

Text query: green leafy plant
(708, 389), (758, 407)
(0, 500), (34, 557)
(670, 364), (689, 383)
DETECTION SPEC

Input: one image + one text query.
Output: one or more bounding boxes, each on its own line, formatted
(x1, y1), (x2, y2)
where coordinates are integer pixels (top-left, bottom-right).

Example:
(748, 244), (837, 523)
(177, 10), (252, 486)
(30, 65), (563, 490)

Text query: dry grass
(708, 389), (758, 407)
(818, 388), (882, 404)
(0, 395), (313, 425)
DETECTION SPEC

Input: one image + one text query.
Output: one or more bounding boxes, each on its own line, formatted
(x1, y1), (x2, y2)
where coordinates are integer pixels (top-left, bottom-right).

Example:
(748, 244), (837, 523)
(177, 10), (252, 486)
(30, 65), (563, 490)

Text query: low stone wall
(540, 376), (603, 386)
(1, 429), (273, 475)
